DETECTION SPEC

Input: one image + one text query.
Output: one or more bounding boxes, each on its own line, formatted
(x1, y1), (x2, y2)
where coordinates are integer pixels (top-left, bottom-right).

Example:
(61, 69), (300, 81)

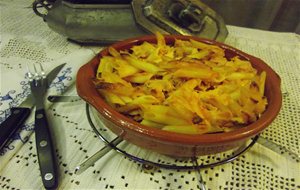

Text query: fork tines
(26, 63), (46, 84)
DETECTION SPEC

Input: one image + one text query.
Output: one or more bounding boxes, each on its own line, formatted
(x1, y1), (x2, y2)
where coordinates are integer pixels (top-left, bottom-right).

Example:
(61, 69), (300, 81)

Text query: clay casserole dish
(76, 35), (282, 157)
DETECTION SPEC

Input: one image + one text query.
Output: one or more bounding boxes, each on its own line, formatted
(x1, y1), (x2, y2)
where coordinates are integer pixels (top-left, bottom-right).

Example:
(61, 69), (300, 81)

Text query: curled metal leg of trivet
(192, 157), (207, 190)
(85, 103), (259, 171)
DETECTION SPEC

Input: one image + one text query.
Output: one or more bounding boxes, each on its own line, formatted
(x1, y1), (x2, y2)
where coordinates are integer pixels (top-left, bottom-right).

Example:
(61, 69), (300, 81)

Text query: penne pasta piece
(108, 47), (121, 58)
(142, 105), (190, 125)
(259, 71), (266, 96)
(173, 67), (218, 80)
(124, 55), (163, 74)
(124, 72), (153, 83)
(141, 119), (164, 128)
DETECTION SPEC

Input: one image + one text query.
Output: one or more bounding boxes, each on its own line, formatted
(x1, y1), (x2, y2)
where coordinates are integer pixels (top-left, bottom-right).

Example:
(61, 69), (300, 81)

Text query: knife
(47, 95), (82, 103)
(0, 63), (66, 151)
(0, 96), (33, 150)
(75, 136), (123, 175)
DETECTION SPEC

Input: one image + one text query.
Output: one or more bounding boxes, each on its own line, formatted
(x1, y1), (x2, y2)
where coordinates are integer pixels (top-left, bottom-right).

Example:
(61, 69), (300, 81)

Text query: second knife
(0, 63), (66, 151)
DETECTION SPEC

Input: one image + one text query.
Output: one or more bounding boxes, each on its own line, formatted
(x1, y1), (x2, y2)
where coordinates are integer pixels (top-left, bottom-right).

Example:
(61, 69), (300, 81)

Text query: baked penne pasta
(94, 32), (268, 135)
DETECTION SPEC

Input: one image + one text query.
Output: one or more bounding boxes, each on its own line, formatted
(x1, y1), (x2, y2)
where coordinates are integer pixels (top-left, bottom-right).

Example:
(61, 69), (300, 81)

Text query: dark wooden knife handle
(35, 109), (58, 189)
(0, 107), (31, 150)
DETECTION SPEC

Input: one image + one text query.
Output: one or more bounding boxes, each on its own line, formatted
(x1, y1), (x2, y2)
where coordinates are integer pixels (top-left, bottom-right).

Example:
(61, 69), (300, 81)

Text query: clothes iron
(33, 0), (228, 44)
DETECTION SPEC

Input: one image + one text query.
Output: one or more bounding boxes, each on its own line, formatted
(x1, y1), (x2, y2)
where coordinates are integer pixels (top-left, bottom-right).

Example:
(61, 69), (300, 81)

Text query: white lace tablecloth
(0, 1), (299, 190)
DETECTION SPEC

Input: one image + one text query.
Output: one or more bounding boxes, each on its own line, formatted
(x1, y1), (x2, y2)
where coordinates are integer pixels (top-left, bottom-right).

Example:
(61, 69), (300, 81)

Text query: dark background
(201, 0), (300, 34)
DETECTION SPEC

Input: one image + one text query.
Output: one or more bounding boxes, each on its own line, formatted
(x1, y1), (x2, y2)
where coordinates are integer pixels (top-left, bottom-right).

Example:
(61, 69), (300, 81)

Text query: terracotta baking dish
(76, 35), (282, 157)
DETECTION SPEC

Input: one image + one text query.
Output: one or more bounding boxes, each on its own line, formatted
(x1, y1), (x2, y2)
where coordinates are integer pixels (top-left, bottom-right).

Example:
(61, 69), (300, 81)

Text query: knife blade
(75, 136), (123, 175)
(257, 136), (300, 163)
(47, 95), (82, 103)
(0, 63), (66, 151)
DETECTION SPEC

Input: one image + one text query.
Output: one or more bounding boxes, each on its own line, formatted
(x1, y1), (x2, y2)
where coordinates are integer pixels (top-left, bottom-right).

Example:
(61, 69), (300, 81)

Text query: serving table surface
(0, 1), (299, 189)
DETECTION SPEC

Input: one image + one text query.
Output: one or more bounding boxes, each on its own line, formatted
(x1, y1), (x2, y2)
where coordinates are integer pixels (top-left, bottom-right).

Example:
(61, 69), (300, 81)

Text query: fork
(28, 63), (58, 189)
